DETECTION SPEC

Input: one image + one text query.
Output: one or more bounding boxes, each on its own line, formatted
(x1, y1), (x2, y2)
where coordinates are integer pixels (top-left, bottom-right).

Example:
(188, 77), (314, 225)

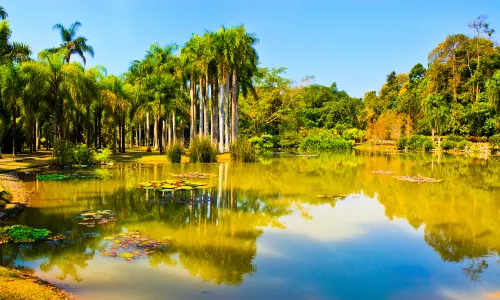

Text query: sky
(3, 0), (500, 98)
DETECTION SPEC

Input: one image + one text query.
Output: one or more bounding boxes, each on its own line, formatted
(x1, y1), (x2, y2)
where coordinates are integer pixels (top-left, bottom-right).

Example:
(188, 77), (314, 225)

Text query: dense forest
(1, 7), (500, 159)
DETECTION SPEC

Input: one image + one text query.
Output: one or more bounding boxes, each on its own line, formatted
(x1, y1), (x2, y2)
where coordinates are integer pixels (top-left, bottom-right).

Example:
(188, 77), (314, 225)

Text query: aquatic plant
(189, 136), (217, 163)
(166, 141), (183, 163)
(0, 225), (51, 243)
(36, 174), (70, 181)
(139, 180), (209, 191)
(230, 137), (257, 162)
(73, 143), (91, 164)
(75, 209), (117, 228)
(392, 175), (443, 183)
(371, 170), (395, 174)
(170, 172), (214, 179)
(99, 231), (170, 262)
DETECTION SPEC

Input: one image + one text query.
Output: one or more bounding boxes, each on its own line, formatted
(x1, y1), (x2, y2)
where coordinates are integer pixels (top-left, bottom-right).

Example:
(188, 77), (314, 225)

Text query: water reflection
(0, 152), (500, 298)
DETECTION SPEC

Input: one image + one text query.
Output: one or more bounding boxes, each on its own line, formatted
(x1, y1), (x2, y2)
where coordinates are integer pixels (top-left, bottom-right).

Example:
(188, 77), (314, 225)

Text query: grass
(0, 266), (69, 300)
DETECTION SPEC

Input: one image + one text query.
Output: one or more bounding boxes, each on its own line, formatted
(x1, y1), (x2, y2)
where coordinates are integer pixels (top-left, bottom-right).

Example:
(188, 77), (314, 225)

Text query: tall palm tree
(51, 21), (94, 65)
(0, 6), (7, 20)
(0, 19), (31, 63)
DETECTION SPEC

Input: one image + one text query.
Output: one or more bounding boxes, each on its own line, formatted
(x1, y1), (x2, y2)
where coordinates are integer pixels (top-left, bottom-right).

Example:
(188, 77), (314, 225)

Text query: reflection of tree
(462, 259), (488, 281)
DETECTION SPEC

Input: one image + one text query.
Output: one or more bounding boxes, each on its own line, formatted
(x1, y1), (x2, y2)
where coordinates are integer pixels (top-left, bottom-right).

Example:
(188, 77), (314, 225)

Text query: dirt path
(0, 172), (31, 206)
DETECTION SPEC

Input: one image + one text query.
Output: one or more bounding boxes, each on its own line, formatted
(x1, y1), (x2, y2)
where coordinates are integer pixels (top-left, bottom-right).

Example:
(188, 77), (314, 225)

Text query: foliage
(36, 174), (70, 181)
(489, 134), (500, 151)
(0, 225), (51, 243)
(397, 137), (408, 150)
(248, 134), (275, 151)
(230, 138), (257, 162)
(457, 140), (472, 150)
(407, 135), (432, 151)
(166, 141), (183, 163)
(93, 148), (111, 163)
(73, 143), (91, 164)
(54, 140), (74, 166)
(299, 130), (353, 153)
(441, 139), (457, 151)
(189, 136), (217, 163)
(0, 199), (6, 208)
(423, 140), (434, 152)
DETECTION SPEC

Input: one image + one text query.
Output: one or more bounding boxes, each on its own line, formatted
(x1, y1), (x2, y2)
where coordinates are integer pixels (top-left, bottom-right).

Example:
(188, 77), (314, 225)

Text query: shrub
(230, 138), (257, 162)
(93, 148), (111, 163)
(397, 137), (408, 150)
(0, 200), (6, 208)
(249, 134), (275, 151)
(423, 140), (434, 152)
(446, 135), (466, 143)
(166, 141), (184, 163)
(73, 144), (91, 165)
(342, 128), (365, 143)
(441, 139), (456, 151)
(457, 140), (472, 150)
(279, 130), (307, 148)
(467, 136), (488, 143)
(53, 140), (74, 165)
(299, 130), (353, 153)
(189, 136), (217, 163)
(407, 135), (431, 151)
(490, 134), (500, 151)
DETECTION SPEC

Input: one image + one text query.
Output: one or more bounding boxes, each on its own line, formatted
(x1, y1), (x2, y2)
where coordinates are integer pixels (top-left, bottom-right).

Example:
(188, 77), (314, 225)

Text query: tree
(51, 21), (94, 65)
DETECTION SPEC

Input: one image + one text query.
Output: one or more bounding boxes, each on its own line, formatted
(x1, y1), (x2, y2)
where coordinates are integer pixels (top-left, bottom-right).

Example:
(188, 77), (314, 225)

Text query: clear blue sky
(3, 0), (500, 97)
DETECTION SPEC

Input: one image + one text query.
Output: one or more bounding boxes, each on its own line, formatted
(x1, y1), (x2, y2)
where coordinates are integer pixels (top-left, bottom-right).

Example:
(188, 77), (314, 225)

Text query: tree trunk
(146, 112), (151, 152)
(190, 79), (196, 142)
(36, 119), (40, 150)
(231, 69), (238, 142)
(166, 117), (171, 145)
(75, 110), (79, 145)
(138, 123), (141, 147)
(159, 117), (164, 154)
(204, 73), (209, 137)
(224, 73), (230, 151)
(121, 115), (126, 153)
(94, 110), (98, 149)
(12, 104), (16, 156)
(113, 112), (117, 154)
(172, 111), (176, 143)
(86, 104), (91, 147)
(431, 128), (435, 142)
(154, 115), (158, 150)
(212, 78), (219, 144)
(199, 76), (204, 136)
(219, 81), (225, 153)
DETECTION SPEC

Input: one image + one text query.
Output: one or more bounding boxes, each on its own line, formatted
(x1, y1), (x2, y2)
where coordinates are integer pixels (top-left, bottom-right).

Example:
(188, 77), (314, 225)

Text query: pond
(2, 151), (500, 299)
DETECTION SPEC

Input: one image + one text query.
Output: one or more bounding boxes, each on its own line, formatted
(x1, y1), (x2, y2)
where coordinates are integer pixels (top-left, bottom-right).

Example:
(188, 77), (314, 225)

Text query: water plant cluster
(0, 225), (51, 244)
(36, 170), (111, 181)
(139, 180), (209, 191)
(74, 209), (117, 228)
(100, 231), (170, 262)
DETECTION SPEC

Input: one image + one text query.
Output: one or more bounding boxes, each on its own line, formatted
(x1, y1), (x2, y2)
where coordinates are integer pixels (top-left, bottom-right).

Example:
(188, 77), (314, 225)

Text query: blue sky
(3, 0), (500, 97)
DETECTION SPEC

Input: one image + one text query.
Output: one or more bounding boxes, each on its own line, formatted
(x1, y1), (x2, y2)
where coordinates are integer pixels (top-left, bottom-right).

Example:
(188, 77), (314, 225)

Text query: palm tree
(51, 21), (94, 65)
(0, 6), (7, 20)
(0, 63), (23, 155)
(0, 19), (31, 63)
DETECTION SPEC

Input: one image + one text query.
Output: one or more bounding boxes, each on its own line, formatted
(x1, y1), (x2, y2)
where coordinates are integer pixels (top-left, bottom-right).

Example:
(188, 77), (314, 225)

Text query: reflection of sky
(14, 194), (500, 300)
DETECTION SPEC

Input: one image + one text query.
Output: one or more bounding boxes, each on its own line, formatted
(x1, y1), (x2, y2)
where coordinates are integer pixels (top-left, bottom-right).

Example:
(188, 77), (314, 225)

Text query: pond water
(2, 151), (500, 299)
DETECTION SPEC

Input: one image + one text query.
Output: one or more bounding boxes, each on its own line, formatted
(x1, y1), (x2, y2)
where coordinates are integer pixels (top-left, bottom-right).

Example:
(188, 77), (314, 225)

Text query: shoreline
(0, 173), (72, 300)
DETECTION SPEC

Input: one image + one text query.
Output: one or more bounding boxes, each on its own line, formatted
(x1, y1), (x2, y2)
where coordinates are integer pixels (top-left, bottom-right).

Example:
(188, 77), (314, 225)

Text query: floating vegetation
(371, 170), (396, 174)
(36, 174), (69, 181)
(139, 180), (210, 191)
(0, 225), (51, 244)
(316, 195), (345, 200)
(75, 209), (117, 228)
(99, 231), (170, 262)
(47, 234), (67, 241)
(36, 171), (110, 181)
(169, 172), (214, 179)
(392, 175), (443, 183)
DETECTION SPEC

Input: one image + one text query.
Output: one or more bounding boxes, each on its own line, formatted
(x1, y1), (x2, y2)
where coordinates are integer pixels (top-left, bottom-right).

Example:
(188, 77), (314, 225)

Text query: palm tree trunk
(199, 76), (204, 136)
(159, 117), (164, 154)
(36, 119), (40, 150)
(224, 73), (230, 151)
(172, 111), (176, 143)
(190, 79), (196, 142)
(113, 112), (117, 154)
(219, 80), (225, 153)
(231, 69), (238, 142)
(75, 110), (79, 144)
(86, 104), (91, 147)
(154, 115), (158, 150)
(212, 78), (219, 144)
(166, 117), (171, 145)
(12, 104), (16, 156)
(121, 114), (126, 153)
(146, 111), (151, 152)
(138, 123), (141, 147)
(204, 73), (209, 137)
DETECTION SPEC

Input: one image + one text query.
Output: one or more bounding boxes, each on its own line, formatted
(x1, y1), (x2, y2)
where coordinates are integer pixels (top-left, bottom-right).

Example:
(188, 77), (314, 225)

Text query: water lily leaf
(176, 186), (193, 190)
(118, 252), (135, 259)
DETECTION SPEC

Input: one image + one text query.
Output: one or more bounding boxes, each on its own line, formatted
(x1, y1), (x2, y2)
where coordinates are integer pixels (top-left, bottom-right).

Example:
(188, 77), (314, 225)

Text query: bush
(299, 130), (353, 153)
(342, 128), (365, 143)
(397, 137), (408, 150)
(249, 134), (275, 151)
(441, 139), (457, 151)
(457, 140), (472, 150)
(446, 135), (466, 143)
(189, 136), (217, 163)
(166, 141), (184, 163)
(467, 136), (488, 143)
(0, 200), (6, 208)
(230, 138), (257, 162)
(490, 134), (500, 151)
(93, 148), (111, 163)
(73, 144), (91, 165)
(53, 140), (74, 165)
(279, 130), (307, 148)
(407, 135), (431, 151)
(423, 140), (434, 152)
